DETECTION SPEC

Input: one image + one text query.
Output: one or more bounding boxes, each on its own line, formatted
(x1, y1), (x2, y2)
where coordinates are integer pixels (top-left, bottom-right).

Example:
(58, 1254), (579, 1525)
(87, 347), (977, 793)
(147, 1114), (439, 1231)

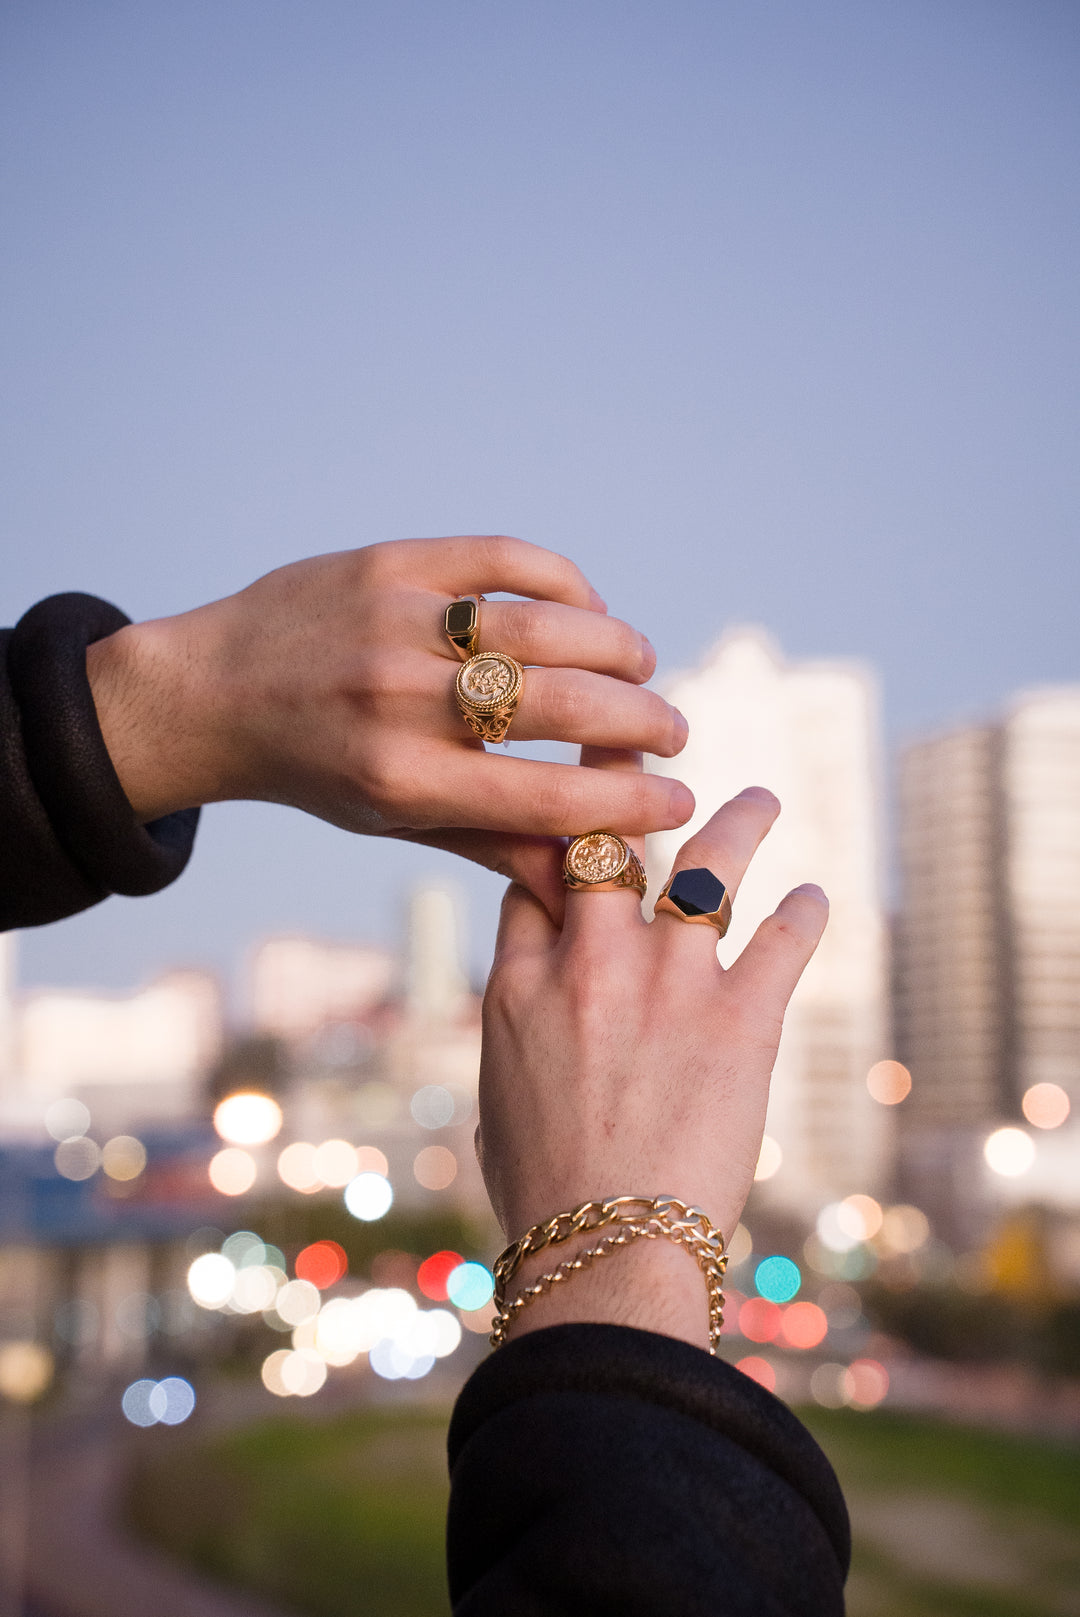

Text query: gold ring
(563, 832), (647, 895)
(455, 651), (524, 743)
(444, 595), (485, 661)
(654, 867), (732, 936)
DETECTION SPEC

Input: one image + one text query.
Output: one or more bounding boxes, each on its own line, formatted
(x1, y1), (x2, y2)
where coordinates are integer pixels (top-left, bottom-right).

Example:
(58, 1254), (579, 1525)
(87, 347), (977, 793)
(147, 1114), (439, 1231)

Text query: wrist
(499, 1225), (714, 1353)
(86, 610), (230, 821)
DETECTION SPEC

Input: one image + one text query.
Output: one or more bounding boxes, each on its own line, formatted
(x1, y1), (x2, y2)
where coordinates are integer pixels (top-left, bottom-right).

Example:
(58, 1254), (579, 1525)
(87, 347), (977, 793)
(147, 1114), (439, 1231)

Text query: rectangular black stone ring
(444, 596), (482, 660)
(654, 867), (733, 936)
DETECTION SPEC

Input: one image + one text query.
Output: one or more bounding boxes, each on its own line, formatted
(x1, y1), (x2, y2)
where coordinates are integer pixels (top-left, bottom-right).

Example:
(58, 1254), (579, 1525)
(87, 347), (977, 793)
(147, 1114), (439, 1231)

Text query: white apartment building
(648, 628), (889, 1218)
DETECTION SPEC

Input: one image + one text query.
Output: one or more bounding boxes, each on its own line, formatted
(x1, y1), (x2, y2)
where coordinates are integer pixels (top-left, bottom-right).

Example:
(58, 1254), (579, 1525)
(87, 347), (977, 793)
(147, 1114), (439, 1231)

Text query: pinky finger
(725, 884), (829, 1017)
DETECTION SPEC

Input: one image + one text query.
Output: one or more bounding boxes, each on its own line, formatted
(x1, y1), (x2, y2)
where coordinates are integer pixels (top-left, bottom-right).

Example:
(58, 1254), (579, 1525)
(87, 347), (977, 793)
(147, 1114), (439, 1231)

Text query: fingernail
(669, 782), (695, 822)
(790, 882), (828, 903)
(736, 785), (780, 812)
(590, 589), (608, 612)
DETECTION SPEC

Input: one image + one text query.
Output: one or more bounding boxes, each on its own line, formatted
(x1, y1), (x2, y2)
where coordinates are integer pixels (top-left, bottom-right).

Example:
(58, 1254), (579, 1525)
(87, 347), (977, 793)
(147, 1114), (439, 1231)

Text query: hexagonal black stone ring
(654, 866), (733, 936)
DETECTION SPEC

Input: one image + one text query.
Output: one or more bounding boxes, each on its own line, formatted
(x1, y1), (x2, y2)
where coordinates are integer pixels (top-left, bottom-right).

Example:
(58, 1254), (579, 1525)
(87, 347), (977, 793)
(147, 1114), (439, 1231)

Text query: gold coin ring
(455, 651), (525, 744)
(563, 831), (647, 895)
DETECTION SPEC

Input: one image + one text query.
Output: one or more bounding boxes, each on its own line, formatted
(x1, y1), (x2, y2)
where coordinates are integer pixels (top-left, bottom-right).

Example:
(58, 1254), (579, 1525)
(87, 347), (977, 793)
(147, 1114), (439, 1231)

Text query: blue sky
(3, 1), (1077, 996)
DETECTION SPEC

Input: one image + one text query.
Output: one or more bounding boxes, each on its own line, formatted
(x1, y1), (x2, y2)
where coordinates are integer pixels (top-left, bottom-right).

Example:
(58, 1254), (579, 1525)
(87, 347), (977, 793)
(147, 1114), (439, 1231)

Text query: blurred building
(247, 934), (396, 1040)
(3, 961), (222, 1138)
(895, 688), (1080, 1241)
(648, 629), (889, 1217)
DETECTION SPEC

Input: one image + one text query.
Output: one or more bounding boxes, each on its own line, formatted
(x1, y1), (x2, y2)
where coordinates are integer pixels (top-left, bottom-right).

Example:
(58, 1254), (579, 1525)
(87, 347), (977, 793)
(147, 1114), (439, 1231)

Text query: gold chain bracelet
(490, 1195), (727, 1354)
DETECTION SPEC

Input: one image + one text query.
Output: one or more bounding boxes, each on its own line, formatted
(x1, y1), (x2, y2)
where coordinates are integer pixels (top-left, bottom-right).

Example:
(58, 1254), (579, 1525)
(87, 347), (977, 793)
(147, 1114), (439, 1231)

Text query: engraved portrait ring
(444, 595), (485, 661)
(455, 651), (525, 744)
(654, 867), (733, 937)
(563, 832), (647, 896)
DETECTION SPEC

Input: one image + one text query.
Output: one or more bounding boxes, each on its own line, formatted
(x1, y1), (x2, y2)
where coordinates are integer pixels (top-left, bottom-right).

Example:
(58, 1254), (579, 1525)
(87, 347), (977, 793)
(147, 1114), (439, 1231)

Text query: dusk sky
(3, 1), (1077, 997)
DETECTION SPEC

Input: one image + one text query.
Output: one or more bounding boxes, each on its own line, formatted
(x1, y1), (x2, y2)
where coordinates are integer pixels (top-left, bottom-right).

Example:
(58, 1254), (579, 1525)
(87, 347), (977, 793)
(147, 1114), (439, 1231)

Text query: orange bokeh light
(866, 1060), (912, 1105)
(779, 1301), (829, 1350)
(1021, 1082), (1070, 1130)
(736, 1356), (776, 1392)
(739, 1297), (782, 1343)
(295, 1240), (348, 1290)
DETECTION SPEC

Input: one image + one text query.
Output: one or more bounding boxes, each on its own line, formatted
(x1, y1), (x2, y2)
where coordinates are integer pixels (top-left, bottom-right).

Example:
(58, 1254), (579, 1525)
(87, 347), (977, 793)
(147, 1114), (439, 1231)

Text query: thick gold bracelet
(490, 1195), (727, 1354)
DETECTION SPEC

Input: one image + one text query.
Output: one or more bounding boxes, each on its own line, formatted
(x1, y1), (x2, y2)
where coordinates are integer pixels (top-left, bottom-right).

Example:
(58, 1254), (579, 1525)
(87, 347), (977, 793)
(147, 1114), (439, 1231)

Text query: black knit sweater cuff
(7, 592), (199, 902)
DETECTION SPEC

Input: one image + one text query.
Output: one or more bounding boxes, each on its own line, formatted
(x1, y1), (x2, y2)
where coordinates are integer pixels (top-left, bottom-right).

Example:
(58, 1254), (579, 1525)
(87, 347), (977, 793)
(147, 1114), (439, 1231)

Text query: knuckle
(501, 599), (546, 650)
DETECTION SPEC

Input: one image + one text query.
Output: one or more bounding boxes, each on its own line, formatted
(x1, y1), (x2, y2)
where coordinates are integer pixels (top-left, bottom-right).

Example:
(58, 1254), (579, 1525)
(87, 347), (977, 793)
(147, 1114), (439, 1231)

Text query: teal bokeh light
(755, 1255), (801, 1303)
(446, 1262), (494, 1312)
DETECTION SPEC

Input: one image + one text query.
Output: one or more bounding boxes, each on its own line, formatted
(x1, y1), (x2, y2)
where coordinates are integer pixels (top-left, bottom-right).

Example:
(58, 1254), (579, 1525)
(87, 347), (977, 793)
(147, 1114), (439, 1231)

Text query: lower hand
(477, 752), (828, 1350)
(85, 537), (694, 916)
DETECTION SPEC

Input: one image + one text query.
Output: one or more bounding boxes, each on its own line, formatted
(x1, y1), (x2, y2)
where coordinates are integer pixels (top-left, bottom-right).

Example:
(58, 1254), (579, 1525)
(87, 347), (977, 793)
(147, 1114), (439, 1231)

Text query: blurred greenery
(127, 1398), (1080, 1617)
(126, 1404), (452, 1617)
(863, 1282), (1080, 1376)
(802, 1407), (1080, 1617)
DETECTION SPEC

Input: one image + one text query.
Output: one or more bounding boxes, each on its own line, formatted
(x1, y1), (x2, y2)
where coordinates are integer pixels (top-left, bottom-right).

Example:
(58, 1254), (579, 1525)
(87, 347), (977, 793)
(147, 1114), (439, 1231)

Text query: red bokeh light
(295, 1240), (348, 1289)
(736, 1356), (777, 1392)
(417, 1249), (464, 1301)
(739, 1297), (782, 1343)
(780, 1301), (829, 1350)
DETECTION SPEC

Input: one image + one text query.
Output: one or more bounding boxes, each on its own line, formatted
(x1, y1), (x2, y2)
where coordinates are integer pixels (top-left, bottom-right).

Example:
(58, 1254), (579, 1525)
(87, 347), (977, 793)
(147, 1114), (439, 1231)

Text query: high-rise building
(648, 629), (888, 1217)
(895, 688), (1080, 1238)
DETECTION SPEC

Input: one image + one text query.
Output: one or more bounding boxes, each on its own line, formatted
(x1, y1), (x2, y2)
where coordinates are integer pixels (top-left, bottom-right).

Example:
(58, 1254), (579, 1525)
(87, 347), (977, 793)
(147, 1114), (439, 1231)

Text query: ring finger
(651, 787), (780, 956)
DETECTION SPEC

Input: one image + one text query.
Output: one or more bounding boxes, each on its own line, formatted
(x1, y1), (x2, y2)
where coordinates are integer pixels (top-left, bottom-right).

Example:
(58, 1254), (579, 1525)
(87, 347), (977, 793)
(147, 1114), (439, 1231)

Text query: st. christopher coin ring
(654, 867), (733, 936)
(563, 831), (647, 895)
(455, 651), (524, 743)
(444, 595), (484, 661)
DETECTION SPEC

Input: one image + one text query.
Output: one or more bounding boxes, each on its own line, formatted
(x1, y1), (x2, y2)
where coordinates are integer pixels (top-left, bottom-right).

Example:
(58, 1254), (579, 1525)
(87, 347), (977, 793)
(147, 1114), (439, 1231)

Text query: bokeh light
(0, 1341), (53, 1403)
(417, 1250), (464, 1301)
(446, 1262), (494, 1312)
(261, 1349), (293, 1396)
(1021, 1082), (1070, 1130)
(296, 1240), (348, 1289)
(413, 1145), (458, 1190)
(54, 1136), (101, 1181)
(280, 1348), (327, 1396)
(208, 1147), (257, 1196)
(213, 1092), (283, 1146)
(739, 1297), (782, 1343)
(355, 1146), (390, 1176)
(187, 1253), (236, 1309)
(736, 1356), (776, 1392)
(754, 1136), (782, 1181)
(818, 1282), (862, 1330)
(459, 1302), (497, 1334)
(815, 1203), (860, 1254)
(754, 1256), (801, 1303)
(843, 1358), (889, 1410)
(277, 1141), (323, 1193)
(275, 1279), (322, 1326)
(102, 1134), (147, 1181)
(779, 1301), (829, 1350)
(410, 1084), (455, 1129)
(121, 1376), (195, 1426)
(866, 1060), (912, 1105)
(983, 1127), (1036, 1177)
(344, 1171), (393, 1221)
(313, 1139), (358, 1188)
(44, 1097), (91, 1142)
(880, 1205), (931, 1254)
(810, 1362), (849, 1408)
(231, 1266), (282, 1314)
(837, 1194), (883, 1242)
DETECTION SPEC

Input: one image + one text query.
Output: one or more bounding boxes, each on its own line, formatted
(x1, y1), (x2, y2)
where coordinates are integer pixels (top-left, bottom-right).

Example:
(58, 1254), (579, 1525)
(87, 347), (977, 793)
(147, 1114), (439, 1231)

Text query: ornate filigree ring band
(444, 594), (485, 661)
(455, 651), (524, 744)
(654, 866), (733, 937)
(563, 831), (647, 895)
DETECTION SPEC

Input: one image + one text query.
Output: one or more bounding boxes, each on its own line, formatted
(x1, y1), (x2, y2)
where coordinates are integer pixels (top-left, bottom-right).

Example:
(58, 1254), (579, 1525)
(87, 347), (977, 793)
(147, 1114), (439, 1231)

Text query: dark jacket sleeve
(1, 593), (199, 930)
(447, 1324), (849, 1616)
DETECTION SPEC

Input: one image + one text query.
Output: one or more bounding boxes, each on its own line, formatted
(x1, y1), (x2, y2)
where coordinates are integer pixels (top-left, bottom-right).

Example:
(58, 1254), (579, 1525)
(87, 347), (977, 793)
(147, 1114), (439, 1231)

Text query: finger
(492, 880), (560, 969)
(561, 747), (650, 949)
(394, 826), (567, 926)
(419, 749), (695, 838)
(724, 884), (829, 1017)
(651, 786), (780, 957)
(454, 599), (656, 684)
(507, 668), (687, 758)
(391, 535), (606, 612)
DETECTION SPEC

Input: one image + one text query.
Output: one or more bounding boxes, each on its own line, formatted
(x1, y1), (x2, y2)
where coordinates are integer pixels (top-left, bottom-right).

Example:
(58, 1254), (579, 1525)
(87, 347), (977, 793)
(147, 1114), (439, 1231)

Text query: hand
(477, 751), (828, 1350)
(84, 537), (694, 916)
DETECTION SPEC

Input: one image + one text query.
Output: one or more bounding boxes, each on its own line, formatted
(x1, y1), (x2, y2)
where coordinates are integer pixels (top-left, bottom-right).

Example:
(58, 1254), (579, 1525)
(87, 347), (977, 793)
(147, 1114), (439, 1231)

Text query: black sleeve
(447, 1324), (849, 1616)
(1, 593), (199, 931)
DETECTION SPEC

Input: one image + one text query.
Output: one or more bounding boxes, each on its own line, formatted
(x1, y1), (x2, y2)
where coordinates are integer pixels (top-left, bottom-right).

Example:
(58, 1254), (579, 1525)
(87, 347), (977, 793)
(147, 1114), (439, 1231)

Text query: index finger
(388, 535), (606, 612)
